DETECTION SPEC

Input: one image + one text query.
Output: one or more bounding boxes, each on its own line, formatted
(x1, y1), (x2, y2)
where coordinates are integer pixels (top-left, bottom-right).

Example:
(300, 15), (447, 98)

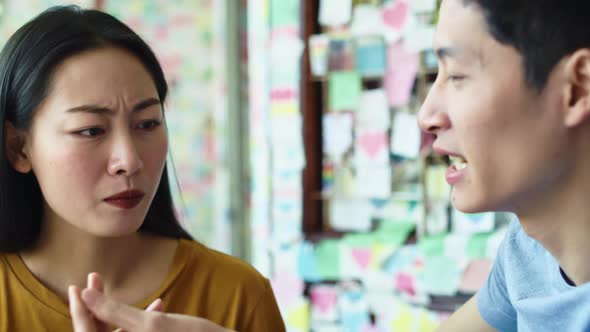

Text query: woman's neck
(19, 214), (178, 303)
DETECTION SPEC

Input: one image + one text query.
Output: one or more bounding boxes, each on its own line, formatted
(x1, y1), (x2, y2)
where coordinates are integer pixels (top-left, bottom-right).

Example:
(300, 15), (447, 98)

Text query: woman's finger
(82, 288), (145, 331)
(111, 299), (164, 332)
(86, 273), (108, 332)
(69, 285), (97, 332)
(145, 298), (163, 312)
(87, 272), (104, 293)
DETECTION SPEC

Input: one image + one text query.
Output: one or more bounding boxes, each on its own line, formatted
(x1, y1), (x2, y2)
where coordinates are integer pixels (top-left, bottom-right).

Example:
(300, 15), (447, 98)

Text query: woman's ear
(563, 49), (590, 127)
(4, 122), (32, 173)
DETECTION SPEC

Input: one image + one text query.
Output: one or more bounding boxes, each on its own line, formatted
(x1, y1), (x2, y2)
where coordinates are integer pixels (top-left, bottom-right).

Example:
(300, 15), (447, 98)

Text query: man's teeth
(449, 156), (468, 170)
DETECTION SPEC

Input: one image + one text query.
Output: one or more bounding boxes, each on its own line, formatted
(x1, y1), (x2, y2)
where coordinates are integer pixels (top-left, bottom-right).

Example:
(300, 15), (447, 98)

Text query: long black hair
(0, 5), (191, 252)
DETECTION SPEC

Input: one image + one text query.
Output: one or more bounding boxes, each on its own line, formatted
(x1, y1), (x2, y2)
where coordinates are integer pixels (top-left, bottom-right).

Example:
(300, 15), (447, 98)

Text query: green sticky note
(270, 0), (299, 27)
(316, 240), (341, 279)
(466, 233), (492, 259)
(342, 233), (375, 247)
(424, 255), (461, 295)
(329, 71), (362, 111)
(418, 234), (446, 257)
(377, 220), (416, 235)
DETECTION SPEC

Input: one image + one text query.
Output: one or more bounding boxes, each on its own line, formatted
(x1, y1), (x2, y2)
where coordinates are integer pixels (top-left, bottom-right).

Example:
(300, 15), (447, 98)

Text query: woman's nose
(107, 134), (144, 177)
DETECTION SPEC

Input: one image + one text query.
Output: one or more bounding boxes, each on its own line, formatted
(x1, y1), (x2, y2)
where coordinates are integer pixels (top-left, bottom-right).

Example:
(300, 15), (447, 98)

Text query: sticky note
(382, 0), (411, 43)
(466, 232), (492, 259)
(354, 129), (389, 166)
(329, 71), (361, 111)
(423, 255), (461, 296)
(328, 37), (355, 71)
(316, 240), (341, 279)
(391, 111), (421, 159)
(298, 242), (322, 281)
(356, 89), (390, 130)
(329, 198), (372, 232)
(452, 210), (495, 235)
(319, 0), (352, 26)
(418, 234), (446, 257)
(323, 113), (354, 162)
(270, 0), (300, 27)
(350, 4), (383, 36)
(355, 35), (386, 77)
(309, 34), (330, 76)
(310, 285), (339, 322)
(405, 23), (436, 53)
(384, 42), (419, 107)
(355, 166), (392, 199)
(271, 271), (304, 306)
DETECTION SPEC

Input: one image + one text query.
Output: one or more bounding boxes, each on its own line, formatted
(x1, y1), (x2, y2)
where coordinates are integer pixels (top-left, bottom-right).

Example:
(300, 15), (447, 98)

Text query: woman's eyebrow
(65, 97), (161, 115)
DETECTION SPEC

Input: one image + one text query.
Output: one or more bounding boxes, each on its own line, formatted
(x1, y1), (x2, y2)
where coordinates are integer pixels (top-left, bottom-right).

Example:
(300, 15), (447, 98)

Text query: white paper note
(319, 0), (352, 27)
(355, 166), (392, 199)
(329, 198), (372, 231)
(323, 113), (354, 163)
(391, 111), (421, 159)
(356, 89), (390, 130)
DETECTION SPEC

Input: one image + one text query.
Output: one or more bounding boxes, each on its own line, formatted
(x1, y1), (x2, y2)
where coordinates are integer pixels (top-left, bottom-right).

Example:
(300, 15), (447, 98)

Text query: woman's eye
(77, 127), (105, 137)
(137, 120), (162, 130)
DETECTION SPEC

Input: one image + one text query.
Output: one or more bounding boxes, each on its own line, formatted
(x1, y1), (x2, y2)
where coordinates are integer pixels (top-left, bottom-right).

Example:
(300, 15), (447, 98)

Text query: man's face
(418, 0), (570, 213)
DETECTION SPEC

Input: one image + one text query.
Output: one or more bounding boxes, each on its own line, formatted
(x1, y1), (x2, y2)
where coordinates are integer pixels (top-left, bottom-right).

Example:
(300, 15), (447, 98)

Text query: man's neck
(517, 160), (590, 286)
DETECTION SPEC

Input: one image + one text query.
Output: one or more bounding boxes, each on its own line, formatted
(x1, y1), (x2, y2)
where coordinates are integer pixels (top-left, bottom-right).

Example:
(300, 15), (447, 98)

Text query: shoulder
(177, 239), (270, 292)
(495, 218), (556, 295)
(499, 218), (547, 263)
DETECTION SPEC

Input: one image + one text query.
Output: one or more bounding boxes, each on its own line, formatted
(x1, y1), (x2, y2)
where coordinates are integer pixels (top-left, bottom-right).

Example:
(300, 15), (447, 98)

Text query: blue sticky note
(298, 242), (322, 282)
(355, 36), (386, 77)
(339, 290), (371, 332)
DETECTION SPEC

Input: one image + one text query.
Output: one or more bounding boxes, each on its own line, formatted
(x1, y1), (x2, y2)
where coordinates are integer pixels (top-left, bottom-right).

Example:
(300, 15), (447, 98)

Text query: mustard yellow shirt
(0, 239), (286, 332)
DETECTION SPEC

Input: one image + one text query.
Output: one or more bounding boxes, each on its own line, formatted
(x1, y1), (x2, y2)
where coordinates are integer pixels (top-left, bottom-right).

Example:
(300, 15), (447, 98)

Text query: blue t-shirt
(478, 219), (590, 332)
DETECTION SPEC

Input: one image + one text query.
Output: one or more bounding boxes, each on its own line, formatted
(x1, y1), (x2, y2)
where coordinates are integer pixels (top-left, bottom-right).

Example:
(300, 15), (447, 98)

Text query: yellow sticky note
(287, 301), (310, 331)
(391, 304), (413, 331)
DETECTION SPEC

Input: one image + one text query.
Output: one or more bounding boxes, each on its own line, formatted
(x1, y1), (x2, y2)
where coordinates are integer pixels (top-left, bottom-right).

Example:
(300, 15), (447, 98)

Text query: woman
(0, 6), (284, 332)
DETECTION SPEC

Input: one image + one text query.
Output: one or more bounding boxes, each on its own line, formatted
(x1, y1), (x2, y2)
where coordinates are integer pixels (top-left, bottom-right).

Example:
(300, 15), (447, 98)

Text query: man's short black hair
(462, 0), (590, 91)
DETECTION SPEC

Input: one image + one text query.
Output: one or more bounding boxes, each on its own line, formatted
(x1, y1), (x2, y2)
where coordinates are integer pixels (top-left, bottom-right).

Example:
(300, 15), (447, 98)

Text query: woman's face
(17, 47), (168, 237)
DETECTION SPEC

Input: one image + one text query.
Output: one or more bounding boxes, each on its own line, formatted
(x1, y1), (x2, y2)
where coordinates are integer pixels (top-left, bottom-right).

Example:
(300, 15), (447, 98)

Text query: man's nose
(417, 83), (450, 136)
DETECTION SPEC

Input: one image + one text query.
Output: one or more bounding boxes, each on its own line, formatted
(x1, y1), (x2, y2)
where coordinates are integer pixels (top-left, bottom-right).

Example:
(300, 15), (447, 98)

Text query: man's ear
(4, 122), (32, 173)
(563, 49), (590, 127)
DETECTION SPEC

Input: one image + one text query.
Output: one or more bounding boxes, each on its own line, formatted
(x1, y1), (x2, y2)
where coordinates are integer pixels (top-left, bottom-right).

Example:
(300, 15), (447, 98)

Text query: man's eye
(77, 128), (105, 137)
(137, 120), (162, 130)
(449, 75), (466, 82)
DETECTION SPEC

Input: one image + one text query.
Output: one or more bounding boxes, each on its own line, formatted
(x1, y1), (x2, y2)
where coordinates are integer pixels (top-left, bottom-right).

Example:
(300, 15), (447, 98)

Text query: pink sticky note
(271, 271), (304, 305)
(351, 248), (372, 269)
(310, 285), (338, 314)
(384, 42), (419, 107)
(382, 0), (409, 30)
(357, 132), (388, 159)
(395, 272), (416, 296)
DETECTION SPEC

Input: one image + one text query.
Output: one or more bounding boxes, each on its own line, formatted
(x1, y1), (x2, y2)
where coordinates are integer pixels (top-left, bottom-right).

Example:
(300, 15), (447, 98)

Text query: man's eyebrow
(435, 46), (461, 62)
(65, 97), (161, 114)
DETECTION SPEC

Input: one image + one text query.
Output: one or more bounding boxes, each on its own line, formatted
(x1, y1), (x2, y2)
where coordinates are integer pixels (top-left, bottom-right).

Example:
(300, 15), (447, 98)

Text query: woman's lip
(104, 190), (145, 201)
(446, 163), (467, 185)
(104, 190), (145, 210)
(104, 196), (144, 209)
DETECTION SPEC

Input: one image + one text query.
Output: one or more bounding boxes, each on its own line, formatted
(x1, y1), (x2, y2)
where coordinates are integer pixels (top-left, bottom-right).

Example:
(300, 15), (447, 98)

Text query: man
(419, 0), (590, 331)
